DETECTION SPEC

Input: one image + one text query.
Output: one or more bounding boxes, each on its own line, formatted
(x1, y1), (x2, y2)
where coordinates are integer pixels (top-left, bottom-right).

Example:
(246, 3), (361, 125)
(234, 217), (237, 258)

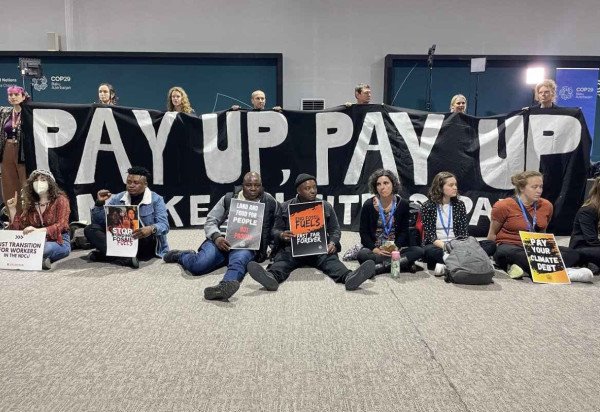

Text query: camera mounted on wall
(18, 57), (43, 100)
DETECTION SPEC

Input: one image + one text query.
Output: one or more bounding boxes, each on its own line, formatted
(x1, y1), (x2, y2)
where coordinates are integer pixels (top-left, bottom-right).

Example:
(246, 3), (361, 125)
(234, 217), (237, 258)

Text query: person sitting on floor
(357, 168), (423, 275)
(247, 173), (375, 292)
(163, 172), (279, 301)
(84, 166), (170, 268)
(422, 171), (496, 275)
(569, 177), (600, 274)
(6, 169), (71, 270)
(487, 170), (584, 280)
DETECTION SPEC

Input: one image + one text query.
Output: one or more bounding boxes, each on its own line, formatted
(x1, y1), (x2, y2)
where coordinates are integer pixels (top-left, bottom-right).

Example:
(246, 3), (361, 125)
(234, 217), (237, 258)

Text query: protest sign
(105, 205), (139, 257)
(0, 230), (46, 271)
(225, 199), (265, 249)
(289, 201), (328, 257)
(520, 231), (570, 284)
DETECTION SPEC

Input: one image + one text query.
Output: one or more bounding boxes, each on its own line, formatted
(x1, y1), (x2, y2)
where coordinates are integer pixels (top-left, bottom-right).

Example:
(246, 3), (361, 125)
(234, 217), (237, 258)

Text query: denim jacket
(90, 188), (170, 257)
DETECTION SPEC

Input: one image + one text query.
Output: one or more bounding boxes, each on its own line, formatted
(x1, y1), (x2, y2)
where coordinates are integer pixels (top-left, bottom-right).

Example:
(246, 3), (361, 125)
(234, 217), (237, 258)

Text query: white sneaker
(567, 267), (593, 283)
(434, 263), (446, 277)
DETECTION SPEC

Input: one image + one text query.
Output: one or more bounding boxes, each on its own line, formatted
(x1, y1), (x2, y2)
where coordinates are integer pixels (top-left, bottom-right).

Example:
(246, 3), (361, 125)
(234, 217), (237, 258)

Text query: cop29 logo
(32, 76), (48, 92)
(558, 86), (573, 100)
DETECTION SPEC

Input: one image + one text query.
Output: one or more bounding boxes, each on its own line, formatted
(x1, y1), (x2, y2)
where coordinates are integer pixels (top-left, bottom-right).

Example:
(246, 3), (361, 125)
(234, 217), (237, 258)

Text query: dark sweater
(569, 205), (600, 249)
(359, 195), (410, 250)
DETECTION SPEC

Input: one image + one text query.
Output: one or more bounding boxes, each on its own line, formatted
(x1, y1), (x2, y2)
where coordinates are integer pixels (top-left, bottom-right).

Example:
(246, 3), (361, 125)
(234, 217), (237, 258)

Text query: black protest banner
(225, 199), (265, 250)
(289, 201), (328, 257)
(20, 103), (590, 235)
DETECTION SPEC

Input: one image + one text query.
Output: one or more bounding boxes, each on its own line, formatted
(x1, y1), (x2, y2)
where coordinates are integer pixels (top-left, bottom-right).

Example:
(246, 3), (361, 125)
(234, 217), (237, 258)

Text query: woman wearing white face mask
(5, 169), (71, 270)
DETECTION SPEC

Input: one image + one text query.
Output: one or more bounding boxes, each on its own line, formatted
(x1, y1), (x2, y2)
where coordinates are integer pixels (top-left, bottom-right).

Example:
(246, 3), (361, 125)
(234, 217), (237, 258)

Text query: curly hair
(167, 86), (194, 114)
(428, 171), (458, 204)
(534, 79), (557, 103)
(367, 169), (401, 196)
(511, 170), (543, 196)
(20, 171), (64, 216)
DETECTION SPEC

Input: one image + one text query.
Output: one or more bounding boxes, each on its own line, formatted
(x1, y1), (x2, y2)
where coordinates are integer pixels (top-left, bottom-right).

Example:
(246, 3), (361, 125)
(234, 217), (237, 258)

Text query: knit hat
(295, 173), (316, 188)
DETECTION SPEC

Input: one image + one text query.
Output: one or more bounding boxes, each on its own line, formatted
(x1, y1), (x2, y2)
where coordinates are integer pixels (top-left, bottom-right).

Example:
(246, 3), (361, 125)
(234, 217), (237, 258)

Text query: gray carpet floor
(1, 229), (599, 412)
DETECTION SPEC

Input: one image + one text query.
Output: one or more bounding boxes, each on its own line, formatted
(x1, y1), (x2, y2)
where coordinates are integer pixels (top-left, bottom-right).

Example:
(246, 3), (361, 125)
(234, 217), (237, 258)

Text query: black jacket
(359, 195), (410, 250)
(569, 205), (600, 249)
(273, 197), (342, 252)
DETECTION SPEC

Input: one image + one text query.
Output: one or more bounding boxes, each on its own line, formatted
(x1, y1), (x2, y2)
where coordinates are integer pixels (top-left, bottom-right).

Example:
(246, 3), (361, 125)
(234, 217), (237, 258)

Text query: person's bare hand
(215, 236), (231, 252)
(97, 189), (112, 202)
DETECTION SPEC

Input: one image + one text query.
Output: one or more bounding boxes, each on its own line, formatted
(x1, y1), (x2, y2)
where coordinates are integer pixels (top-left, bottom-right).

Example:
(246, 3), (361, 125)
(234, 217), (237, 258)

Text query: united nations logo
(559, 86), (573, 100)
(32, 76), (48, 91)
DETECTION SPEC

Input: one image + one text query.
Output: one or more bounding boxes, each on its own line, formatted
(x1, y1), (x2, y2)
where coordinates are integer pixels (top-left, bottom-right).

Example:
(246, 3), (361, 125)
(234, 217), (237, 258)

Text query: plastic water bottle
(390, 251), (401, 278)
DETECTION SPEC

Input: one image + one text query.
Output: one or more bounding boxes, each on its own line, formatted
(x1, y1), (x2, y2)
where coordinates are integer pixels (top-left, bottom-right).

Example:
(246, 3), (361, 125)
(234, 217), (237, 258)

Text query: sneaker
(204, 280), (241, 301)
(567, 267), (593, 283)
(130, 257), (139, 269)
(507, 264), (524, 279)
(163, 249), (195, 263)
(247, 261), (279, 291)
(345, 260), (375, 291)
(434, 263), (446, 277)
(42, 257), (52, 271)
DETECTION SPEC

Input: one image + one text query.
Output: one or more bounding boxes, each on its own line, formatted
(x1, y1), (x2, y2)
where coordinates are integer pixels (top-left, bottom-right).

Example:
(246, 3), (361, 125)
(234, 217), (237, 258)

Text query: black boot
(374, 261), (391, 275)
(204, 281), (241, 301)
(399, 257), (417, 274)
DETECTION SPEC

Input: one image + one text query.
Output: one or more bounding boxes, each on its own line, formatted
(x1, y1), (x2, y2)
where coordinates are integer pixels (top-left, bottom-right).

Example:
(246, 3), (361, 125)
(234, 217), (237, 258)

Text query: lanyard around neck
(377, 196), (396, 238)
(516, 196), (537, 232)
(437, 203), (452, 237)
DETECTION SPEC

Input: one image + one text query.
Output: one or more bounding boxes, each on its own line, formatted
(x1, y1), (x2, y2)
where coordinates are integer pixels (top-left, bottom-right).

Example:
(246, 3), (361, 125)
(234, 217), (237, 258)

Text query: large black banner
(20, 103), (590, 235)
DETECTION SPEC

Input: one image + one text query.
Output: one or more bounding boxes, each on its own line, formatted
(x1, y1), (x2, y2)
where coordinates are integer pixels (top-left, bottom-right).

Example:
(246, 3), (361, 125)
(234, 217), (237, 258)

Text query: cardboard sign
(289, 201), (328, 257)
(225, 199), (265, 250)
(105, 205), (139, 257)
(0, 230), (46, 271)
(520, 231), (570, 284)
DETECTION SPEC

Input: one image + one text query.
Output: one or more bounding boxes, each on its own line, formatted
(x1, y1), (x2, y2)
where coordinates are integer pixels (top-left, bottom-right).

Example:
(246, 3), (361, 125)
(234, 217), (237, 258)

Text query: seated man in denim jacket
(84, 166), (170, 268)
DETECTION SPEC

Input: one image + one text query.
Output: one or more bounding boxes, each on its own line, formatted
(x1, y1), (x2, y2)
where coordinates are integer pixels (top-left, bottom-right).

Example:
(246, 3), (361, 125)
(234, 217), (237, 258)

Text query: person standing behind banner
(346, 83), (372, 106)
(422, 172), (496, 275)
(449, 94), (467, 113)
(230, 89), (282, 111)
(487, 170), (579, 279)
(97, 83), (118, 105)
(532, 79), (559, 109)
(6, 169), (71, 270)
(166, 86), (196, 115)
(357, 169), (423, 275)
(84, 166), (169, 268)
(569, 177), (600, 273)
(163, 172), (278, 301)
(246, 173), (375, 292)
(0, 86), (30, 214)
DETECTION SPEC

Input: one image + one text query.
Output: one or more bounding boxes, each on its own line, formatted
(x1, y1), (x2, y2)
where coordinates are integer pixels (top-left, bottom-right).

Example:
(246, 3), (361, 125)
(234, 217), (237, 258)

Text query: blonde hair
(449, 94), (466, 112)
(511, 171), (543, 196)
(534, 79), (557, 103)
(167, 86), (194, 114)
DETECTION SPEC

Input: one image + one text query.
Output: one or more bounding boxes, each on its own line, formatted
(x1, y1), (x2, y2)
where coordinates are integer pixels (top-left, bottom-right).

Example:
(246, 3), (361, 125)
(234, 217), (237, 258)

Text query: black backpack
(444, 237), (495, 285)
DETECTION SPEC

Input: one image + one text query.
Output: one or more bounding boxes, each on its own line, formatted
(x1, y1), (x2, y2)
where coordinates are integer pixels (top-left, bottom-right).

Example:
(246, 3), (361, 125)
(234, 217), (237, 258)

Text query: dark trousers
(356, 246), (423, 266)
(84, 223), (157, 260)
(423, 240), (497, 270)
(573, 246), (600, 267)
(268, 247), (351, 284)
(494, 243), (579, 275)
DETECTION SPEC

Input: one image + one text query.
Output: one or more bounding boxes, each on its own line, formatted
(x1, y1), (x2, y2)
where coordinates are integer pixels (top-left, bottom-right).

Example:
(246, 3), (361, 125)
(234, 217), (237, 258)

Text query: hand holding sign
(215, 236), (231, 252)
(280, 230), (294, 241)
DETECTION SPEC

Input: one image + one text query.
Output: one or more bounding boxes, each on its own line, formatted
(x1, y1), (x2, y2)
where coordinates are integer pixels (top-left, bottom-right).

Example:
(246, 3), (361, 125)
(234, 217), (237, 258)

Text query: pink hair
(7, 86), (25, 95)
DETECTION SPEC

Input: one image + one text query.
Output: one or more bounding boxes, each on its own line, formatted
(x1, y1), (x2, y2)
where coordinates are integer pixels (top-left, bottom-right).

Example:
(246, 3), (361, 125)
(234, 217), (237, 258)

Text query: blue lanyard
(516, 197), (537, 232)
(437, 204), (452, 237)
(377, 196), (396, 238)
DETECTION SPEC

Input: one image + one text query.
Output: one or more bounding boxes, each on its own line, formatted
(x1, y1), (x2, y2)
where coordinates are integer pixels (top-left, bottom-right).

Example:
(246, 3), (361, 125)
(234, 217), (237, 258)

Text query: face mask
(33, 180), (49, 194)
